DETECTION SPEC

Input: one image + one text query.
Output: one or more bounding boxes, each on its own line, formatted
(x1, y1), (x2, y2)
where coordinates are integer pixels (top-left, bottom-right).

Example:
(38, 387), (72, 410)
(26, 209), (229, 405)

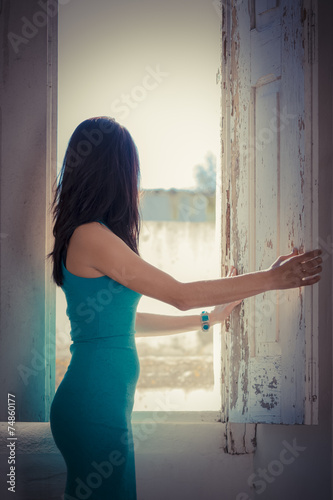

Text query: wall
(0, 0), (57, 422)
(0, 420), (255, 500)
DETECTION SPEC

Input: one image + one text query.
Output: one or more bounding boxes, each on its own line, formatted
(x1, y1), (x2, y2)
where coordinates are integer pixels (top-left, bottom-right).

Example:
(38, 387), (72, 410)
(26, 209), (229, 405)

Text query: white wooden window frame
(218, 0), (319, 430)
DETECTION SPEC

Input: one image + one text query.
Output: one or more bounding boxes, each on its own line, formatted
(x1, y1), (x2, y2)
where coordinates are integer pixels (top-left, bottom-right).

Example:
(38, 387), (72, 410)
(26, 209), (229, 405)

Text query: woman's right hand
(267, 247), (323, 290)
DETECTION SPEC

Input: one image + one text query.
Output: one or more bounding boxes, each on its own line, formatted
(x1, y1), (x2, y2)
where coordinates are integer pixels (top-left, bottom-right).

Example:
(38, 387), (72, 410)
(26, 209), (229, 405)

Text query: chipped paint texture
(225, 422), (257, 455)
(220, 0), (318, 430)
(249, 357), (282, 423)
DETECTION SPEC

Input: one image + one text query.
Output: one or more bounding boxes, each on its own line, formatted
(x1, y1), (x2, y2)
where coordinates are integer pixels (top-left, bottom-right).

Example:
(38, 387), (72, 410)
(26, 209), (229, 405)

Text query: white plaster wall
(0, 421), (255, 500)
(0, 0), (57, 422)
(0, 420), (331, 500)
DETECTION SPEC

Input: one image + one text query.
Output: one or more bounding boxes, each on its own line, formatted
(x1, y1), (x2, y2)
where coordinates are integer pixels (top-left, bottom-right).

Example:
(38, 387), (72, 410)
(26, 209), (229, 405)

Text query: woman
(48, 116), (322, 500)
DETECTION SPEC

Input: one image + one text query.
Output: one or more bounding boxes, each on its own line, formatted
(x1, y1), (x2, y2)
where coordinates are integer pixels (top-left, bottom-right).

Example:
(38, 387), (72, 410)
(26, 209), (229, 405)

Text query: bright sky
(58, 0), (221, 189)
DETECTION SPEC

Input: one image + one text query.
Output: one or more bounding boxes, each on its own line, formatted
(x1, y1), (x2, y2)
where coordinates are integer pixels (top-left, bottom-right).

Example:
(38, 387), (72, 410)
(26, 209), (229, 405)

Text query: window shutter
(218, 0), (318, 427)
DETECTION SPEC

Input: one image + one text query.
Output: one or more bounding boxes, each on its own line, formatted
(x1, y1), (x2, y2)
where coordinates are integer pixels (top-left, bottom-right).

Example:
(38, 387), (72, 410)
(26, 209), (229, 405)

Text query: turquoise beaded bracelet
(201, 311), (210, 332)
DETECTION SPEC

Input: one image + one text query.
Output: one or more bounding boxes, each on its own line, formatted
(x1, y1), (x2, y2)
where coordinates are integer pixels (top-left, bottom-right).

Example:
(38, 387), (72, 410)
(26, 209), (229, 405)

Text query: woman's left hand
(210, 266), (243, 323)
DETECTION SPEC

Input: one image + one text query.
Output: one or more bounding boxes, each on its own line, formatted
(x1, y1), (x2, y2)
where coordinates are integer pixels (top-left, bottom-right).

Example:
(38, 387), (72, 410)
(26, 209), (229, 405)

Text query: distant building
(139, 188), (215, 222)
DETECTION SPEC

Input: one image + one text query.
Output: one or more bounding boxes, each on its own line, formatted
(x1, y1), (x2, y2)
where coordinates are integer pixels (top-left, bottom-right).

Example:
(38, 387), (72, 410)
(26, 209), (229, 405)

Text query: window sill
(132, 410), (223, 424)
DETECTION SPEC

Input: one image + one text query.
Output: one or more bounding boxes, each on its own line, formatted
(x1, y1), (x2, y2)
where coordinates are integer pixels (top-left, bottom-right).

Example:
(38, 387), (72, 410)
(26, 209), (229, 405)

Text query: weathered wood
(225, 422), (257, 454)
(219, 0), (319, 435)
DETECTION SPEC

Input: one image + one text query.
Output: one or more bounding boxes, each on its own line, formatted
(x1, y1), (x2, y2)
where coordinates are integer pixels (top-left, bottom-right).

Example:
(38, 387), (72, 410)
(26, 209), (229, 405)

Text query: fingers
(305, 266), (322, 277)
(233, 299), (243, 305)
(227, 265), (237, 277)
(274, 247), (323, 290)
(296, 254), (322, 284)
(301, 274), (321, 286)
(302, 258), (322, 272)
(293, 248), (322, 263)
(292, 253), (322, 285)
(295, 249), (323, 285)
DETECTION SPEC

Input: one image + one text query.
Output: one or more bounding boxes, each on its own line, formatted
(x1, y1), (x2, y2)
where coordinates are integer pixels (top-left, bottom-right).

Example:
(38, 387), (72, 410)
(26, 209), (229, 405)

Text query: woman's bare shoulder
(73, 221), (112, 239)
(69, 221), (183, 308)
(68, 221), (115, 257)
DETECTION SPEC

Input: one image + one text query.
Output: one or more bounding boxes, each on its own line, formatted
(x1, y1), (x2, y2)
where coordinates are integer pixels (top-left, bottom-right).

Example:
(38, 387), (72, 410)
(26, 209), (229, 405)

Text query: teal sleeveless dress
(50, 221), (142, 500)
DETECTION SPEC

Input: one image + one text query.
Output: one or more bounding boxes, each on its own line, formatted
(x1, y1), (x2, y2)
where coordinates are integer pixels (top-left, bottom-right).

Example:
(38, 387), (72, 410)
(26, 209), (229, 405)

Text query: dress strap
(97, 219), (108, 229)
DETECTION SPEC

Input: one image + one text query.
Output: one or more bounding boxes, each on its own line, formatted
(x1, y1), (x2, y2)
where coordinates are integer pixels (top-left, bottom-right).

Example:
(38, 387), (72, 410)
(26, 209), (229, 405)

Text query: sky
(58, 0), (221, 190)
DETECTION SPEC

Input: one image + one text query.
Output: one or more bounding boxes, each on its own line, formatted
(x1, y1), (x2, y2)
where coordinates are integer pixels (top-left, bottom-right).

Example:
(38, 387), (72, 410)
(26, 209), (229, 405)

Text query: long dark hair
(47, 116), (141, 286)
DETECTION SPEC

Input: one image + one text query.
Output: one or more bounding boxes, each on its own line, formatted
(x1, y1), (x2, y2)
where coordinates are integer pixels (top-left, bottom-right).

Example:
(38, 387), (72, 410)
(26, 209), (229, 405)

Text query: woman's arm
(74, 223), (323, 310)
(135, 267), (243, 337)
(135, 303), (241, 337)
(135, 312), (202, 337)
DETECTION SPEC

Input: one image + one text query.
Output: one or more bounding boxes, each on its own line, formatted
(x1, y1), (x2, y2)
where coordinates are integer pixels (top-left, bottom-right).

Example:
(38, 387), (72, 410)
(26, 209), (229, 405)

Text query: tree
(193, 152), (216, 194)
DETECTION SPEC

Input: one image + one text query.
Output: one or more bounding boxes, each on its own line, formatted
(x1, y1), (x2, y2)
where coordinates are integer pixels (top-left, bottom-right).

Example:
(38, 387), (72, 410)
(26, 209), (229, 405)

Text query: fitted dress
(50, 221), (142, 500)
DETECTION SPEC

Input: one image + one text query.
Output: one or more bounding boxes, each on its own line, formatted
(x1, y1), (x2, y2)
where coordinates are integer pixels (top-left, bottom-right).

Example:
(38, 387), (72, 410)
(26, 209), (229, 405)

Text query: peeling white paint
(220, 0), (319, 438)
